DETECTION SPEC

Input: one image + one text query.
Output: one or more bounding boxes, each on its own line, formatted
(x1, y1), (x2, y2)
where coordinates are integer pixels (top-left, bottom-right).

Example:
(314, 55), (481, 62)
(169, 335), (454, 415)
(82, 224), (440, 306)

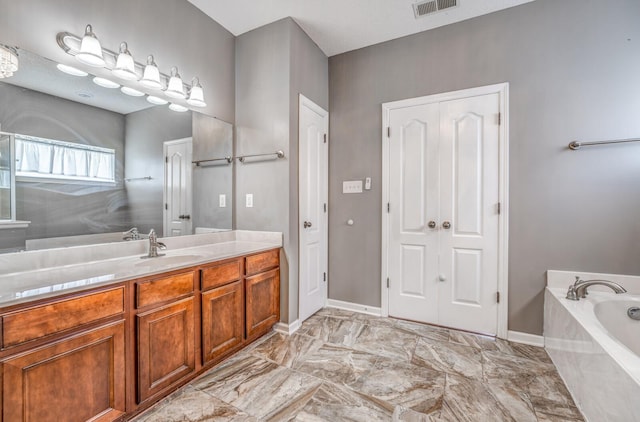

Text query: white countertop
(0, 231), (282, 308)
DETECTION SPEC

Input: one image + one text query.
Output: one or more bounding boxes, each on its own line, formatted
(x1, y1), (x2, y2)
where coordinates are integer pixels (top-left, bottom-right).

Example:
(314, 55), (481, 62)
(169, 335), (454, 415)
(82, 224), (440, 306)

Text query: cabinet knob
(442, 221), (451, 229)
(428, 221), (436, 229)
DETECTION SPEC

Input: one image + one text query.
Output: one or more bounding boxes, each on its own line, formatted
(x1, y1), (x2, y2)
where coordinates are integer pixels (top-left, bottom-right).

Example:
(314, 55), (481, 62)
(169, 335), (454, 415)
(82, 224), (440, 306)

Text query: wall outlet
(245, 193), (253, 208)
(219, 194), (226, 207)
(343, 180), (363, 194)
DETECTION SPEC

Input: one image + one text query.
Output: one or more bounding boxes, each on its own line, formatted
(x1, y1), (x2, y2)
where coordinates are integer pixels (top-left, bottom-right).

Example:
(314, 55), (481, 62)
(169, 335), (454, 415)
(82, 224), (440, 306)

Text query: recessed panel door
(438, 94), (500, 335)
(388, 103), (440, 323)
(164, 137), (192, 237)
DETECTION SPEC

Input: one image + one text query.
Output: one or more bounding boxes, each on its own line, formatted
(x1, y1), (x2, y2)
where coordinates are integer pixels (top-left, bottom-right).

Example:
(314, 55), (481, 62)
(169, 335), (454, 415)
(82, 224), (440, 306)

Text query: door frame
(298, 94), (329, 322)
(163, 137), (193, 237)
(381, 83), (509, 339)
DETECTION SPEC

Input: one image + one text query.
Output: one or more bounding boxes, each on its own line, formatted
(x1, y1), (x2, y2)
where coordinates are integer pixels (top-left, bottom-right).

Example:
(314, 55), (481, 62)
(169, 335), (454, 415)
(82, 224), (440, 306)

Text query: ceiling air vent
(413, 0), (458, 18)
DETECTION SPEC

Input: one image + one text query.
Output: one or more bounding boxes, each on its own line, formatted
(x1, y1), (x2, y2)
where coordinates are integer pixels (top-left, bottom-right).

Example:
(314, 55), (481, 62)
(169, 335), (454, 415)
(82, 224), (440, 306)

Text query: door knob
(438, 274), (447, 282)
(179, 214), (191, 220)
(303, 221), (312, 228)
(442, 221), (451, 229)
(428, 221), (436, 229)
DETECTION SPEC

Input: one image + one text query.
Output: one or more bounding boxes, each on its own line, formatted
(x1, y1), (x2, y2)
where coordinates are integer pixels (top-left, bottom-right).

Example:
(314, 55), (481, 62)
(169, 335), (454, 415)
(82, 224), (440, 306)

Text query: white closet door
(388, 103), (440, 323)
(438, 94), (500, 335)
(164, 138), (193, 237)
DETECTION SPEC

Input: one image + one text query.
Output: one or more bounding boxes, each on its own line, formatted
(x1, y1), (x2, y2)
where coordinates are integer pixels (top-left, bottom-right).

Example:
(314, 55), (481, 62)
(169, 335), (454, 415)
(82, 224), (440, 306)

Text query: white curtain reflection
(15, 135), (115, 182)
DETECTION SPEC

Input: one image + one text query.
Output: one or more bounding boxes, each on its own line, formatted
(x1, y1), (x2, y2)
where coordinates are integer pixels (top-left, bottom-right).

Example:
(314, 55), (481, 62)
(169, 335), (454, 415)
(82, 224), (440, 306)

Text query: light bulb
(165, 66), (185, 99)
(187, 77), (206, 107)
(140, 55), (162, 90)
(112, 42), (137, 80)
(75, 24), (105, 67)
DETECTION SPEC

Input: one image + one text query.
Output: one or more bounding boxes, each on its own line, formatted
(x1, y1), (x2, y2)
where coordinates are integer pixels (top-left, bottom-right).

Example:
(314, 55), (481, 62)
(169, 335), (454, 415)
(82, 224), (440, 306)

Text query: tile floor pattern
(132, 308), (584, 421)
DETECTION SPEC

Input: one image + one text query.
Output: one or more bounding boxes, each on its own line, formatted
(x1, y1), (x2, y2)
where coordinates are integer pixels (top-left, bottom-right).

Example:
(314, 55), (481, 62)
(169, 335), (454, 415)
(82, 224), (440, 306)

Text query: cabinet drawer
(245, 249), (279, 276)
(2, 287), (125, 348)
(136, 272), (194, 309)
(201, 259), (242, 291)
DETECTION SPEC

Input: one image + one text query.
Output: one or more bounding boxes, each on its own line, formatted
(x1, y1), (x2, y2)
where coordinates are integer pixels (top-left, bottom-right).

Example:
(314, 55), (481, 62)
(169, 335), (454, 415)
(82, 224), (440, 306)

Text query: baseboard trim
(507, 330), (545, 347)
(273, 319), (301, 335)
(326, 299), (382, 316)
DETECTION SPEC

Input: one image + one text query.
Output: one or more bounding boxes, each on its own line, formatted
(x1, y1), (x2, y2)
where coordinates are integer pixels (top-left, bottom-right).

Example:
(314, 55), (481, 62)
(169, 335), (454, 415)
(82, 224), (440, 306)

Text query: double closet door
(387, 92), (501, 335)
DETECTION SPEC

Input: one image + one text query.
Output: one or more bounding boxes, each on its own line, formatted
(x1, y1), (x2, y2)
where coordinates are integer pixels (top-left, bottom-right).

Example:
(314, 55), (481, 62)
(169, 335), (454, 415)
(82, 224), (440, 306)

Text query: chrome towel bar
(237, 150), (285, 163)
(192, 156), (233, 166)
(568, 138), (640, 150)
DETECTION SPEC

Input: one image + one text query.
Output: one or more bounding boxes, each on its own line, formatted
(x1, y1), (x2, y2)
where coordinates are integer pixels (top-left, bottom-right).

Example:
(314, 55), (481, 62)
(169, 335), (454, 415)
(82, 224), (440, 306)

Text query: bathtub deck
(132, 307), (583, 421)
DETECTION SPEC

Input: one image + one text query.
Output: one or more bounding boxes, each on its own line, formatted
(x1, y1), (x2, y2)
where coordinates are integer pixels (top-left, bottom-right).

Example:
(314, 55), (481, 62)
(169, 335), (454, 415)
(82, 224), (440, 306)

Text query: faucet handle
(574, 276), (582, 285)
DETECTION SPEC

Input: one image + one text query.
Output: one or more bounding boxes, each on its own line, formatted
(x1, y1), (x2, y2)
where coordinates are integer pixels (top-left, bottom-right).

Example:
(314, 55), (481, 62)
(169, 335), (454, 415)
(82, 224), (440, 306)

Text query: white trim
(273, 320), (301, 335)
(326, 299), (382, 316)
(0, 220), (30, 230)
(381, 83), (510, 339)
(507, 330), (545, 347)
(298, 93), (329, 322)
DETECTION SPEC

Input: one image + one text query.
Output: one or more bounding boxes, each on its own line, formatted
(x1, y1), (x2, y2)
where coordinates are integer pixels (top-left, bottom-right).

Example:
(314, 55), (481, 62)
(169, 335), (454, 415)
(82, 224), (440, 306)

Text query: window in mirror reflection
(15, 134), (115, 183)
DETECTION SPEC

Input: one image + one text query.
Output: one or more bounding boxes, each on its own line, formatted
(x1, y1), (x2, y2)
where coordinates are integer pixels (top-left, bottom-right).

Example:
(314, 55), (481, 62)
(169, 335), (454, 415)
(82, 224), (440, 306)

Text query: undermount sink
(135, 254), (204, 267)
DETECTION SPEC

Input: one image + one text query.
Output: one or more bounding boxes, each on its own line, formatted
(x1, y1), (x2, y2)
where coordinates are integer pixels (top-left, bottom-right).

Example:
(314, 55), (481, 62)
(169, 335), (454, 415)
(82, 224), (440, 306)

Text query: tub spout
(566, 277), (627, 301)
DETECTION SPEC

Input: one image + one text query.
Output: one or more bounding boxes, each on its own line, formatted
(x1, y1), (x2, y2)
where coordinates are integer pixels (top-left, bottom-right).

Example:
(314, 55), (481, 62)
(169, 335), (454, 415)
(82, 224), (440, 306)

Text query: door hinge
(386, 277), (390, 288)
(387, 127), (391, 138)
(497, 202), (501, 215)
(498, 112), (502, 125)
(164, 203), (168, 210)
(387, 202), (390, 213)
(324, 203), (327, 213)
(496, 292), (500, 303)
(324, 133), (327, 143)
(323, 272), (326, 282)
(165, 156), (168, 163)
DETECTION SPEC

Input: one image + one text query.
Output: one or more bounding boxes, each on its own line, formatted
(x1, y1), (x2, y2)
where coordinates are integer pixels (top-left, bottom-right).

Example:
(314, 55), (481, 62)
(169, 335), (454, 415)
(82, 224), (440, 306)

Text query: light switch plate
(219, 194), (226, 207)
(343, 180), (363, 194)
(245, 193), (253, 207)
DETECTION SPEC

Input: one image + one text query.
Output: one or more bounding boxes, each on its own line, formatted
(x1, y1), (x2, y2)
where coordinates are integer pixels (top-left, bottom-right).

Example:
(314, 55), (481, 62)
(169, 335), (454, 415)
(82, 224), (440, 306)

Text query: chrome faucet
(122, 227), (140, 241)
(144, 229), (166, 258)
(566, 276), (627, 300)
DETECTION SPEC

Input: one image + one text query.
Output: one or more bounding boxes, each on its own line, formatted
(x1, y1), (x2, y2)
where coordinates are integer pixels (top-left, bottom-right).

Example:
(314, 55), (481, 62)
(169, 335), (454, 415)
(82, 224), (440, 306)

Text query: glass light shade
(0, 45), (19, 78)
(56, 63), (88, 77)
(112, 42), (137, 80)
(187, 77), (206, 107)
(140, 55), (162, 90)
(169, 103), (189, 112)
(121, 86), (144, 97)
(75, 25), (106, 67)
(165, 67), (185, 99)
(93, 77), (120, 89)
(147, 95), (168, 105)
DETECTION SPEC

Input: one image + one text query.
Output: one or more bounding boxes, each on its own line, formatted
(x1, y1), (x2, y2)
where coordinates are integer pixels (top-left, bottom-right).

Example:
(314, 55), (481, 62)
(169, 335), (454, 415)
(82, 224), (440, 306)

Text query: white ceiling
(188, 0), (536, 57)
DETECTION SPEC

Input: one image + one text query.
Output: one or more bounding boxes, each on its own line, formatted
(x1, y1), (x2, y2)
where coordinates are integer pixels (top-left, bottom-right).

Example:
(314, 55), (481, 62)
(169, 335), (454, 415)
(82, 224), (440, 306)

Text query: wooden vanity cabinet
(200, 259), (244, 365)
(134, 271), (196, 404)
(245, 250), (280, 341)
(0, 286), (127, 422)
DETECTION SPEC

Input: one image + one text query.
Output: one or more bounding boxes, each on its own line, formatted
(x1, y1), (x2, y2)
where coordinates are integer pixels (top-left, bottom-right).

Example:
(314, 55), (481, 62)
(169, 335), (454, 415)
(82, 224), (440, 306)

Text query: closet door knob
(428, 221), (436, 229)
(442, 221), (451, 229)
(303, 221), (313, 228)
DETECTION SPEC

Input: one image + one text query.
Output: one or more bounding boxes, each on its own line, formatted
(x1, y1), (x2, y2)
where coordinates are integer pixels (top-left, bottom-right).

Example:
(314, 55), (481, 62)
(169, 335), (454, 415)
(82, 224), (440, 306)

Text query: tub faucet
(566, 276), (627, 300)
(122, 227), (140, 241)
(145, 229), (166, 258)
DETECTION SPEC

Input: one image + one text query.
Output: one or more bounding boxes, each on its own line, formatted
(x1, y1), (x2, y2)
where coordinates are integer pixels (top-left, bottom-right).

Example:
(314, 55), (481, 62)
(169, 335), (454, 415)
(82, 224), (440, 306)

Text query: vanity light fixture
(140, 55), (162, 90)
(168, 103), (189, 112)
(56, 63), (88, 77)
(75, 25), (106, 67)
(112, 42), (138, 81)
(120, 86), (145, 97)
(146, 95), (168, 105)
(165, 67), (186, 99)
(187, 77), (206, 107)
(92, 76), (120, 89)
(0, 45), (19, 78)
(57, 25), (207, 110)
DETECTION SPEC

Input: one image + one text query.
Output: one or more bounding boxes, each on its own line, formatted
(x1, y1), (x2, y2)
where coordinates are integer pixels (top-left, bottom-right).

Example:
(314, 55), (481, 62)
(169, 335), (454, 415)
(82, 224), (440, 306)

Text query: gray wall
(124, 107), (191, 236)
(0, 82), (128, 241)
(0, 0), (235, 123)
(235, 18), (328, 323)
(328, 0), (640, 335)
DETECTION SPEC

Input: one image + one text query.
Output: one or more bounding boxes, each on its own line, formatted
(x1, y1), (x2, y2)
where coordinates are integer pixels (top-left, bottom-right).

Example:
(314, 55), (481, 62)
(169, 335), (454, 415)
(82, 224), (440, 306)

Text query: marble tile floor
(132, 308), (584, 422)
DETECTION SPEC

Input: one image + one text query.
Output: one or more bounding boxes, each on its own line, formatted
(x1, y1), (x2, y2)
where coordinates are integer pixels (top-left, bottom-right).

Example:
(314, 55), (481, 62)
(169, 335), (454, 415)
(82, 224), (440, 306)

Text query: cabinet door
(201, 280), (244, 364)
(137, 297), (195, 403)
(245, 268), (280, 340)
(2, 321), (126, 422)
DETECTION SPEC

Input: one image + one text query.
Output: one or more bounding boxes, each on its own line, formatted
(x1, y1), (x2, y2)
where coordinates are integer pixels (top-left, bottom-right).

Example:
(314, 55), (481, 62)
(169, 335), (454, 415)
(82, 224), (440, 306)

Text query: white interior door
(386, 92), (501, 335)
(163, 138), (192, 237)
(388, 103), (440, 323)
(299, 94), (328, 322)
(438, 94), (500, 335)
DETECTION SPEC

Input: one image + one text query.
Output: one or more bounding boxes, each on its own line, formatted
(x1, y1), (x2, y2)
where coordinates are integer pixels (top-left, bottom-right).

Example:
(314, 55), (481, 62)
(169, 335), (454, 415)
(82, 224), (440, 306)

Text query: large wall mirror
(0, 46), (233, 253)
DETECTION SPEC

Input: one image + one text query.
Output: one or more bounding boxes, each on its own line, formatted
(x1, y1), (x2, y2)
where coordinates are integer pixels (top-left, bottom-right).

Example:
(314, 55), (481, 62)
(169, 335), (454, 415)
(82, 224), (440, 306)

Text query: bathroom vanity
(0, 231), (281, 421)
